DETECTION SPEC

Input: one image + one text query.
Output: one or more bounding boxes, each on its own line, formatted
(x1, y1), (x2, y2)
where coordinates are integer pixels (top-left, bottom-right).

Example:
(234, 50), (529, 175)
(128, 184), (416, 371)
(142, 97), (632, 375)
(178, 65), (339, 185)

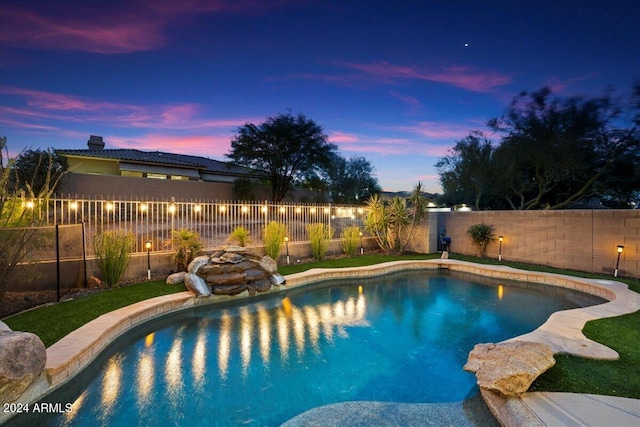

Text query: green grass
(278, 253), (440, 275)
(530, 311), (640, 398)
(4, 281), (187, 347)
(3, 252), (639, 398)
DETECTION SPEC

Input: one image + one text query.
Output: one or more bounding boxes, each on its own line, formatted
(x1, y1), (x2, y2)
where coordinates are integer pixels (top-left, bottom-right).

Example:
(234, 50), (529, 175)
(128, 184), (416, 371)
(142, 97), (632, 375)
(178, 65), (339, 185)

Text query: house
(55, 136), (269, 200)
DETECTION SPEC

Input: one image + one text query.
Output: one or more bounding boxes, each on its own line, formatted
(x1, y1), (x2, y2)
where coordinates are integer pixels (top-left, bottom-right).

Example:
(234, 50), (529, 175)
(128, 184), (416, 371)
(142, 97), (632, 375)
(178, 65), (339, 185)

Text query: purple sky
(1, 0), (638, 193)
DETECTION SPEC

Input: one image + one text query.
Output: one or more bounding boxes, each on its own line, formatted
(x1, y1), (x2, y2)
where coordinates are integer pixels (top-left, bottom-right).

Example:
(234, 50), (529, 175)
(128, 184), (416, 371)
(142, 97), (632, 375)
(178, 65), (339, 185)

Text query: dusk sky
(1, 0), (639, 193)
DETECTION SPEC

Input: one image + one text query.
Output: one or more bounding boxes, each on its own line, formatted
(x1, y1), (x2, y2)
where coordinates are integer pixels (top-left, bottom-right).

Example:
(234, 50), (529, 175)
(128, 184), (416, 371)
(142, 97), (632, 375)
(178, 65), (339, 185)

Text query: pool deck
(3, 259), (640, 426)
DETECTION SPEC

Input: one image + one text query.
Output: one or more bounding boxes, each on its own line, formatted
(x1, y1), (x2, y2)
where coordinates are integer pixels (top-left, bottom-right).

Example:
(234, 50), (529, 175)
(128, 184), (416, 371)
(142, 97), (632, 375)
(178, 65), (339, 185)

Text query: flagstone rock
(464, 341), (555, 397)
(183, 273), (211, 297)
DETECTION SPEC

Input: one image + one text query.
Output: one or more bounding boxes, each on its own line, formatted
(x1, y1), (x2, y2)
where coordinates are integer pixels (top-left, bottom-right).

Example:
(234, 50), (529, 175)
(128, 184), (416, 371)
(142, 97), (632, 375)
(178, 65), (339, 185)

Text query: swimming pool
(7, 269), (604, 426)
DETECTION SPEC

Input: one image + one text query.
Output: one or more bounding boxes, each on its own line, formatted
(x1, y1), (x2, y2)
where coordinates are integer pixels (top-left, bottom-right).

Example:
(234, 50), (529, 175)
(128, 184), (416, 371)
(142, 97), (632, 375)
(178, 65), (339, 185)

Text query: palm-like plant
(227, 226), (251, 247)
(465, 223), (495, 257)
(168, 229), (202, 271)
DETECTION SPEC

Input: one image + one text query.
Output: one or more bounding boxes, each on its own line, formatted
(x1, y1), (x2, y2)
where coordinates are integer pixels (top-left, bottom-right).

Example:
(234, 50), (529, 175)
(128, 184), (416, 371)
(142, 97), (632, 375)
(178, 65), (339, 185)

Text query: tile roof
(56, 149), (260, 176)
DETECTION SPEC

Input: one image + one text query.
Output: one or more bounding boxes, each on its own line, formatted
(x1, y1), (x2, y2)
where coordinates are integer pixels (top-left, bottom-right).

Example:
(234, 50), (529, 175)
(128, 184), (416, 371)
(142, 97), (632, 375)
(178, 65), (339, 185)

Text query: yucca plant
(227, 226), (251, 247)
(465, 223), (495, 257)
(168, 228), (202, 271)
(341, 226), (361, 256)
(263, 221), (286, 260)
(93, 230), (134, 287)
(307, 223), (333, 261)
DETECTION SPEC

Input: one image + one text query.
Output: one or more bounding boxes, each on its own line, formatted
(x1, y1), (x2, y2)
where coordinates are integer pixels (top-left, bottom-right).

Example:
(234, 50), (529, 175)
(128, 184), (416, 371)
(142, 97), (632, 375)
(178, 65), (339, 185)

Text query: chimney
(87, 135), (105, 150)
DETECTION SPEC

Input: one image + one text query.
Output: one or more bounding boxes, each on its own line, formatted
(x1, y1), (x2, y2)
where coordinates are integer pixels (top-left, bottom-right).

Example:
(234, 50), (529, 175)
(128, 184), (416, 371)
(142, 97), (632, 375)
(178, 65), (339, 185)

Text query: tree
(324, 155), (381, 204)
(13, 148), (68, 197)
(227, 113), (338, 201)
(1, 138), (67, 302)
(435, 131), (495, 210)
(435, 84), (640, 210)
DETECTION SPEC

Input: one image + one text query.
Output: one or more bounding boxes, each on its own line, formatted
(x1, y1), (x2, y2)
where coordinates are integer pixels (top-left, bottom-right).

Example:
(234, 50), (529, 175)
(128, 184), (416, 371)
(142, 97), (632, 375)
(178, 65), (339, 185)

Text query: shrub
(227, 226), (251, 247)
(93, 230), (134, 287)
(307, 223), (333, 261)
(465, 223), (495, 257)
(263, 221), (286, 260)
(168, 228), (202, 271)
(341, 226), (361, 256)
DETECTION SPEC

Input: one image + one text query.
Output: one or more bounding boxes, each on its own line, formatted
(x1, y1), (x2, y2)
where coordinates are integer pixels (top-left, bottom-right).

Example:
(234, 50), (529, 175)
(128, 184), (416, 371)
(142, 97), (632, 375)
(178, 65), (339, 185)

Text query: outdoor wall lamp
(145, 240), (152, 280)
(614, 245), (624, 278)
(359, 231), (364, 255)
(284, 236), (290, 264)
(498, 236), (504, 261)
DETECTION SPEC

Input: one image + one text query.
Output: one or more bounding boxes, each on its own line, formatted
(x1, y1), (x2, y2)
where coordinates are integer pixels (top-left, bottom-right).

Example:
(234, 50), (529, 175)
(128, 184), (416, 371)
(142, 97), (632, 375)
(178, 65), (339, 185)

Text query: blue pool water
(9, 270), (603, 426)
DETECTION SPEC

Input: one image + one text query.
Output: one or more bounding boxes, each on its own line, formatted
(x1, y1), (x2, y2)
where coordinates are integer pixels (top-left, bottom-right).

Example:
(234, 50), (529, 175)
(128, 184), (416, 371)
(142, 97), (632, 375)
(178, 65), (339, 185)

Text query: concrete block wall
(433, 210), (639, 278)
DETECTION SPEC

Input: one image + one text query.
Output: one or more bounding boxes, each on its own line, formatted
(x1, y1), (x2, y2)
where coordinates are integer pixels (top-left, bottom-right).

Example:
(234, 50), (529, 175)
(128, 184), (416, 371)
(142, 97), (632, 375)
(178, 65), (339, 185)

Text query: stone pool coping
(5, 259), (640, 426)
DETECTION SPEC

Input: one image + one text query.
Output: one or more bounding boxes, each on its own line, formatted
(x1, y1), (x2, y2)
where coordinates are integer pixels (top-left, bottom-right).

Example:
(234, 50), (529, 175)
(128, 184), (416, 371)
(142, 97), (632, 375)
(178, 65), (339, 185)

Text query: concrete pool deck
(4, 259), (640, 426)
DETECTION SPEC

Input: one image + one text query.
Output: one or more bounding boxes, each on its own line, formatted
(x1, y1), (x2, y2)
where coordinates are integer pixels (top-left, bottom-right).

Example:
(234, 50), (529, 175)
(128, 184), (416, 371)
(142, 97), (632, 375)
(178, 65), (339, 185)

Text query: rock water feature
(168, 246), (286, 297)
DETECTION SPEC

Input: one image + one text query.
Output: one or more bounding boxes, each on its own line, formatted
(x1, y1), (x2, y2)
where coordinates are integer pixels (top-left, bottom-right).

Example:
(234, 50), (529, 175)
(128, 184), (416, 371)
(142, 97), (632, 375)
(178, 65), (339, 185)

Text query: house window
(147, 173), (167, 180)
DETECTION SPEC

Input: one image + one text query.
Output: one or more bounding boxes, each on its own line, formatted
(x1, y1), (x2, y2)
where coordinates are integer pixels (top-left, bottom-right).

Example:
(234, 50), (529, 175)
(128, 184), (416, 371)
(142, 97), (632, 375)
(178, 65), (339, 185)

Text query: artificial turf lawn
(3, 280), (187, 347)
(3, 253), (638, 398)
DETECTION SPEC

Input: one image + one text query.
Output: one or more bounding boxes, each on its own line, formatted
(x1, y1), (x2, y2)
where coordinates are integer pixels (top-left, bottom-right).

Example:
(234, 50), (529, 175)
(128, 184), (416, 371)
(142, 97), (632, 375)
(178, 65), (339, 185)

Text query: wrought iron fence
(20, 195), (365, 258)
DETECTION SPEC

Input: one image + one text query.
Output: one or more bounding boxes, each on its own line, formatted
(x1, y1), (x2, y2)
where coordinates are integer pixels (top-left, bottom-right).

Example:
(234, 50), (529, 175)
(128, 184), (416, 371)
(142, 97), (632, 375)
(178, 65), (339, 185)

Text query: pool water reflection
(12, 270), (603, 427)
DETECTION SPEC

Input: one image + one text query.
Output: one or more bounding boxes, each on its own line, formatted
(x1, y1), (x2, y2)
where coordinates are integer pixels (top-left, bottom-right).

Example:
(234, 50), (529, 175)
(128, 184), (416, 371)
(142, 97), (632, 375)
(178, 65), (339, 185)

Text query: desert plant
(168, 228), (202, 271)
(341, 226), (361, 256)
(307, 223), (333, 261)
(465, 223), (495, 257)
(364, 182), (430, 254)
(263, 221), (286, 260)
(93, 230), (134, 287)
(227, 226), (251, 247)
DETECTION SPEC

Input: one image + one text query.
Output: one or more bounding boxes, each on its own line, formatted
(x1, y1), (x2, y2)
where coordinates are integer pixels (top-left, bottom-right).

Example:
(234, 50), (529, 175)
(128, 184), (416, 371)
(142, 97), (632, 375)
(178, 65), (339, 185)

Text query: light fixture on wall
(498, 236), (504, 261)
(145, 240), (152, 280)
(614, 245), (624, 278)
(284, 236), (290, 265)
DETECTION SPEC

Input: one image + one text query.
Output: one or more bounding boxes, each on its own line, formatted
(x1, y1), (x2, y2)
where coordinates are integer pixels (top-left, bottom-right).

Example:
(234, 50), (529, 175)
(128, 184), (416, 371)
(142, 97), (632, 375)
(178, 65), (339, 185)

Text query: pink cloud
(0, 1), (286, 54)
(108, 134), (232, 157)
(334, 61), (512, 93)
(333, 133), (451, 157)
(328, 131), (359, 144)
(389, 92), (422, 110)
(395, 121), (472, 140)
(1, 87), (256, 131)
(544, 73), (598, 94)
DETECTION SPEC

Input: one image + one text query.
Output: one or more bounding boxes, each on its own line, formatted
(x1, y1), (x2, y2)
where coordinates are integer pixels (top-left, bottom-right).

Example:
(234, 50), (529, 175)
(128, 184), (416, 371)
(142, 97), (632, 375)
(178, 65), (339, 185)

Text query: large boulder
(166, 271), (187, 285)
(183, 273), (211, 297)
(464, 341), (555, 397)
(259, 256), (278, 274)
(187, 256), (211, 274)
(0, 331), (46, 404)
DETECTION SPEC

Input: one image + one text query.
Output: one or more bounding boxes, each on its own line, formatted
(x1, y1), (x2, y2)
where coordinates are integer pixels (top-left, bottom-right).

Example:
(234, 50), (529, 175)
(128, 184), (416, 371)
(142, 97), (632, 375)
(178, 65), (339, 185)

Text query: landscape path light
(498, 236), (503, 261)
(614, 245), (624, 278)
(146, 240), (152, 280)
(359, 231), (364, 255)
(285, 236), (290, 265)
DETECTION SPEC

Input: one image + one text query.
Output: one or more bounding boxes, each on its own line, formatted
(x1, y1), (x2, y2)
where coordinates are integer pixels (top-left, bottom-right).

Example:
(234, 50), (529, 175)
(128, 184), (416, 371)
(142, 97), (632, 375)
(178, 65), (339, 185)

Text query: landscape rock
(0, 331), (46, 404)
(221, 245), (247, 253)
(87, 276), (105, 288)
(183, 248), (285, 297)
(464, 341), (555, 397)
(183, 273), (211, 297)
(187, 256), (211, 274)
(219, 252), (245, 264)
(259, 256), (278, 274)
(269, 273), (286, 286)
(213, 284), (248, 295)
(166, 271), (187, 285)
